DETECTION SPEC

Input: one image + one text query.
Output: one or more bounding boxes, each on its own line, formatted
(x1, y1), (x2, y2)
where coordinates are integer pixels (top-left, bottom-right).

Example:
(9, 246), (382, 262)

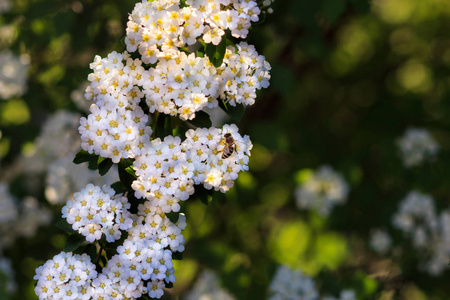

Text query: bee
(220, 133), (236, 159)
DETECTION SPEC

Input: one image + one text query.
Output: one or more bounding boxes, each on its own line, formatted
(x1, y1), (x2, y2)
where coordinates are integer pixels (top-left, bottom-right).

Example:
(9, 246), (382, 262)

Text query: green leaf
(64, 233), (86, 252)
(187, 111), (212, 128)
(98, 158), (113, 176)
(99, 254), (108, 268)
(125, 166), (137, 177)
(165, 115), (173, 136)
(118, 159), (135, 189)
(218, 100), (245, 122)
(193, 185), (213, 206)
(205, 36), (227, 68)
(166, 212), (179, 224)
(88, 159), (99, 171)
(322, 0), (347, 25)
(153, 113), (172, 139)
(172, 251), (183, 260)
(97, 156), (106, 164)
(73, 149), (96, 165)
(84, 244), (98, 263)
(56, 219), (75, 233)
(111, 181), (129, 194)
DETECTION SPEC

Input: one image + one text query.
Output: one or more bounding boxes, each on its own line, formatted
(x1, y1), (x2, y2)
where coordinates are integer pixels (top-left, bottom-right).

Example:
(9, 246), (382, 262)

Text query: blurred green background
(1, 0), (450, 299)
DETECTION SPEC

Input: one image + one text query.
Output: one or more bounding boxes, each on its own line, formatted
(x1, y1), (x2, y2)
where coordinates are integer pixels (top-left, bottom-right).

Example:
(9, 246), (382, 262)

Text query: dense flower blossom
(36, 0), (271, 298)
(126, 0), (263, 51)
(34, 252), (98, 300)
(62, 184), (132, 242)
(295, 165), (349, 216)
(397, 128), (439, 168)
(0, 50), (30, 99)
(131, 124), (252, 203)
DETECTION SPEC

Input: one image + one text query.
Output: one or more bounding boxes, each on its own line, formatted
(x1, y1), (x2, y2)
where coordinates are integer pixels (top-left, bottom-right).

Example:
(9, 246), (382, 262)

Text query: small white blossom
(397, 128), (439, 168)
(0, 50), (29, 99)
(295, 166), (349, 216)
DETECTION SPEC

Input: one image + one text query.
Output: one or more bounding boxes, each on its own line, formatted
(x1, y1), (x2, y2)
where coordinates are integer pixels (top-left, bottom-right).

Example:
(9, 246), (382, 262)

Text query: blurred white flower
(0, 50), (29, 99)
(369, 229), (392, 255)
(295, 166), (349, 216)
(185, 270), (235, 300)
(392, 191), (450, 275)
(0, 257), (16, 295)
(0, 0), (12, 14)
(397, 128), (439, 168)
(268, 265), (318, 300)
(22, 110), (81, 173)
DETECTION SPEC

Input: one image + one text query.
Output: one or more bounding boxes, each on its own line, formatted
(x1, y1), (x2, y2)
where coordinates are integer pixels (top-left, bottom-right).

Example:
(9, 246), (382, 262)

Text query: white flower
(185, 270), (235, 300)
(369, 229), (392, 255)
(0, 50), (29, 99)
(268, 265), (318, 300)
(295, 166), (349, 216)
(397, 128), (439, 167)
(62, 184), (131, 243)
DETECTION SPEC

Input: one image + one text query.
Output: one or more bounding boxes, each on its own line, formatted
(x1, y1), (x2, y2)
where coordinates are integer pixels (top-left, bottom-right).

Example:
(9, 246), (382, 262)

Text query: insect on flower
(220, 133), (236, 159)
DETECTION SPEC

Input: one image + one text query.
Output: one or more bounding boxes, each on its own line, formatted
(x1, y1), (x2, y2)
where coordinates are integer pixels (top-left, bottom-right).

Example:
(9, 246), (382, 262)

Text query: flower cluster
(36, 0), (269, 298)
(138, 42), (270, 120)
(295, 166), (349, 216)
(34, 252), (98, 300)
(268, 265), (318, 300)
(79, 0), (271, 148)
(132, 124), (252, 205)
(0, 50), (30, 99)
(80, 51), (152, 163)
(392, 191), (437, 248)
(392, 191), (450, 275)
(62, 184), (132, 242)
(90, 203), (186, 298)
(57, 182), (188, 299)
(185, 270), (235, 300)
(397, 128), (439, 168)
(126, 0), (263, 50)
(268, 265), (356, 300)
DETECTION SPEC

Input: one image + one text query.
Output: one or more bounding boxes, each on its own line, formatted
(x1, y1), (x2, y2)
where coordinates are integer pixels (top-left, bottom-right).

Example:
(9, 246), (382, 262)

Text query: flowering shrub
(34, 0), (271, 299)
